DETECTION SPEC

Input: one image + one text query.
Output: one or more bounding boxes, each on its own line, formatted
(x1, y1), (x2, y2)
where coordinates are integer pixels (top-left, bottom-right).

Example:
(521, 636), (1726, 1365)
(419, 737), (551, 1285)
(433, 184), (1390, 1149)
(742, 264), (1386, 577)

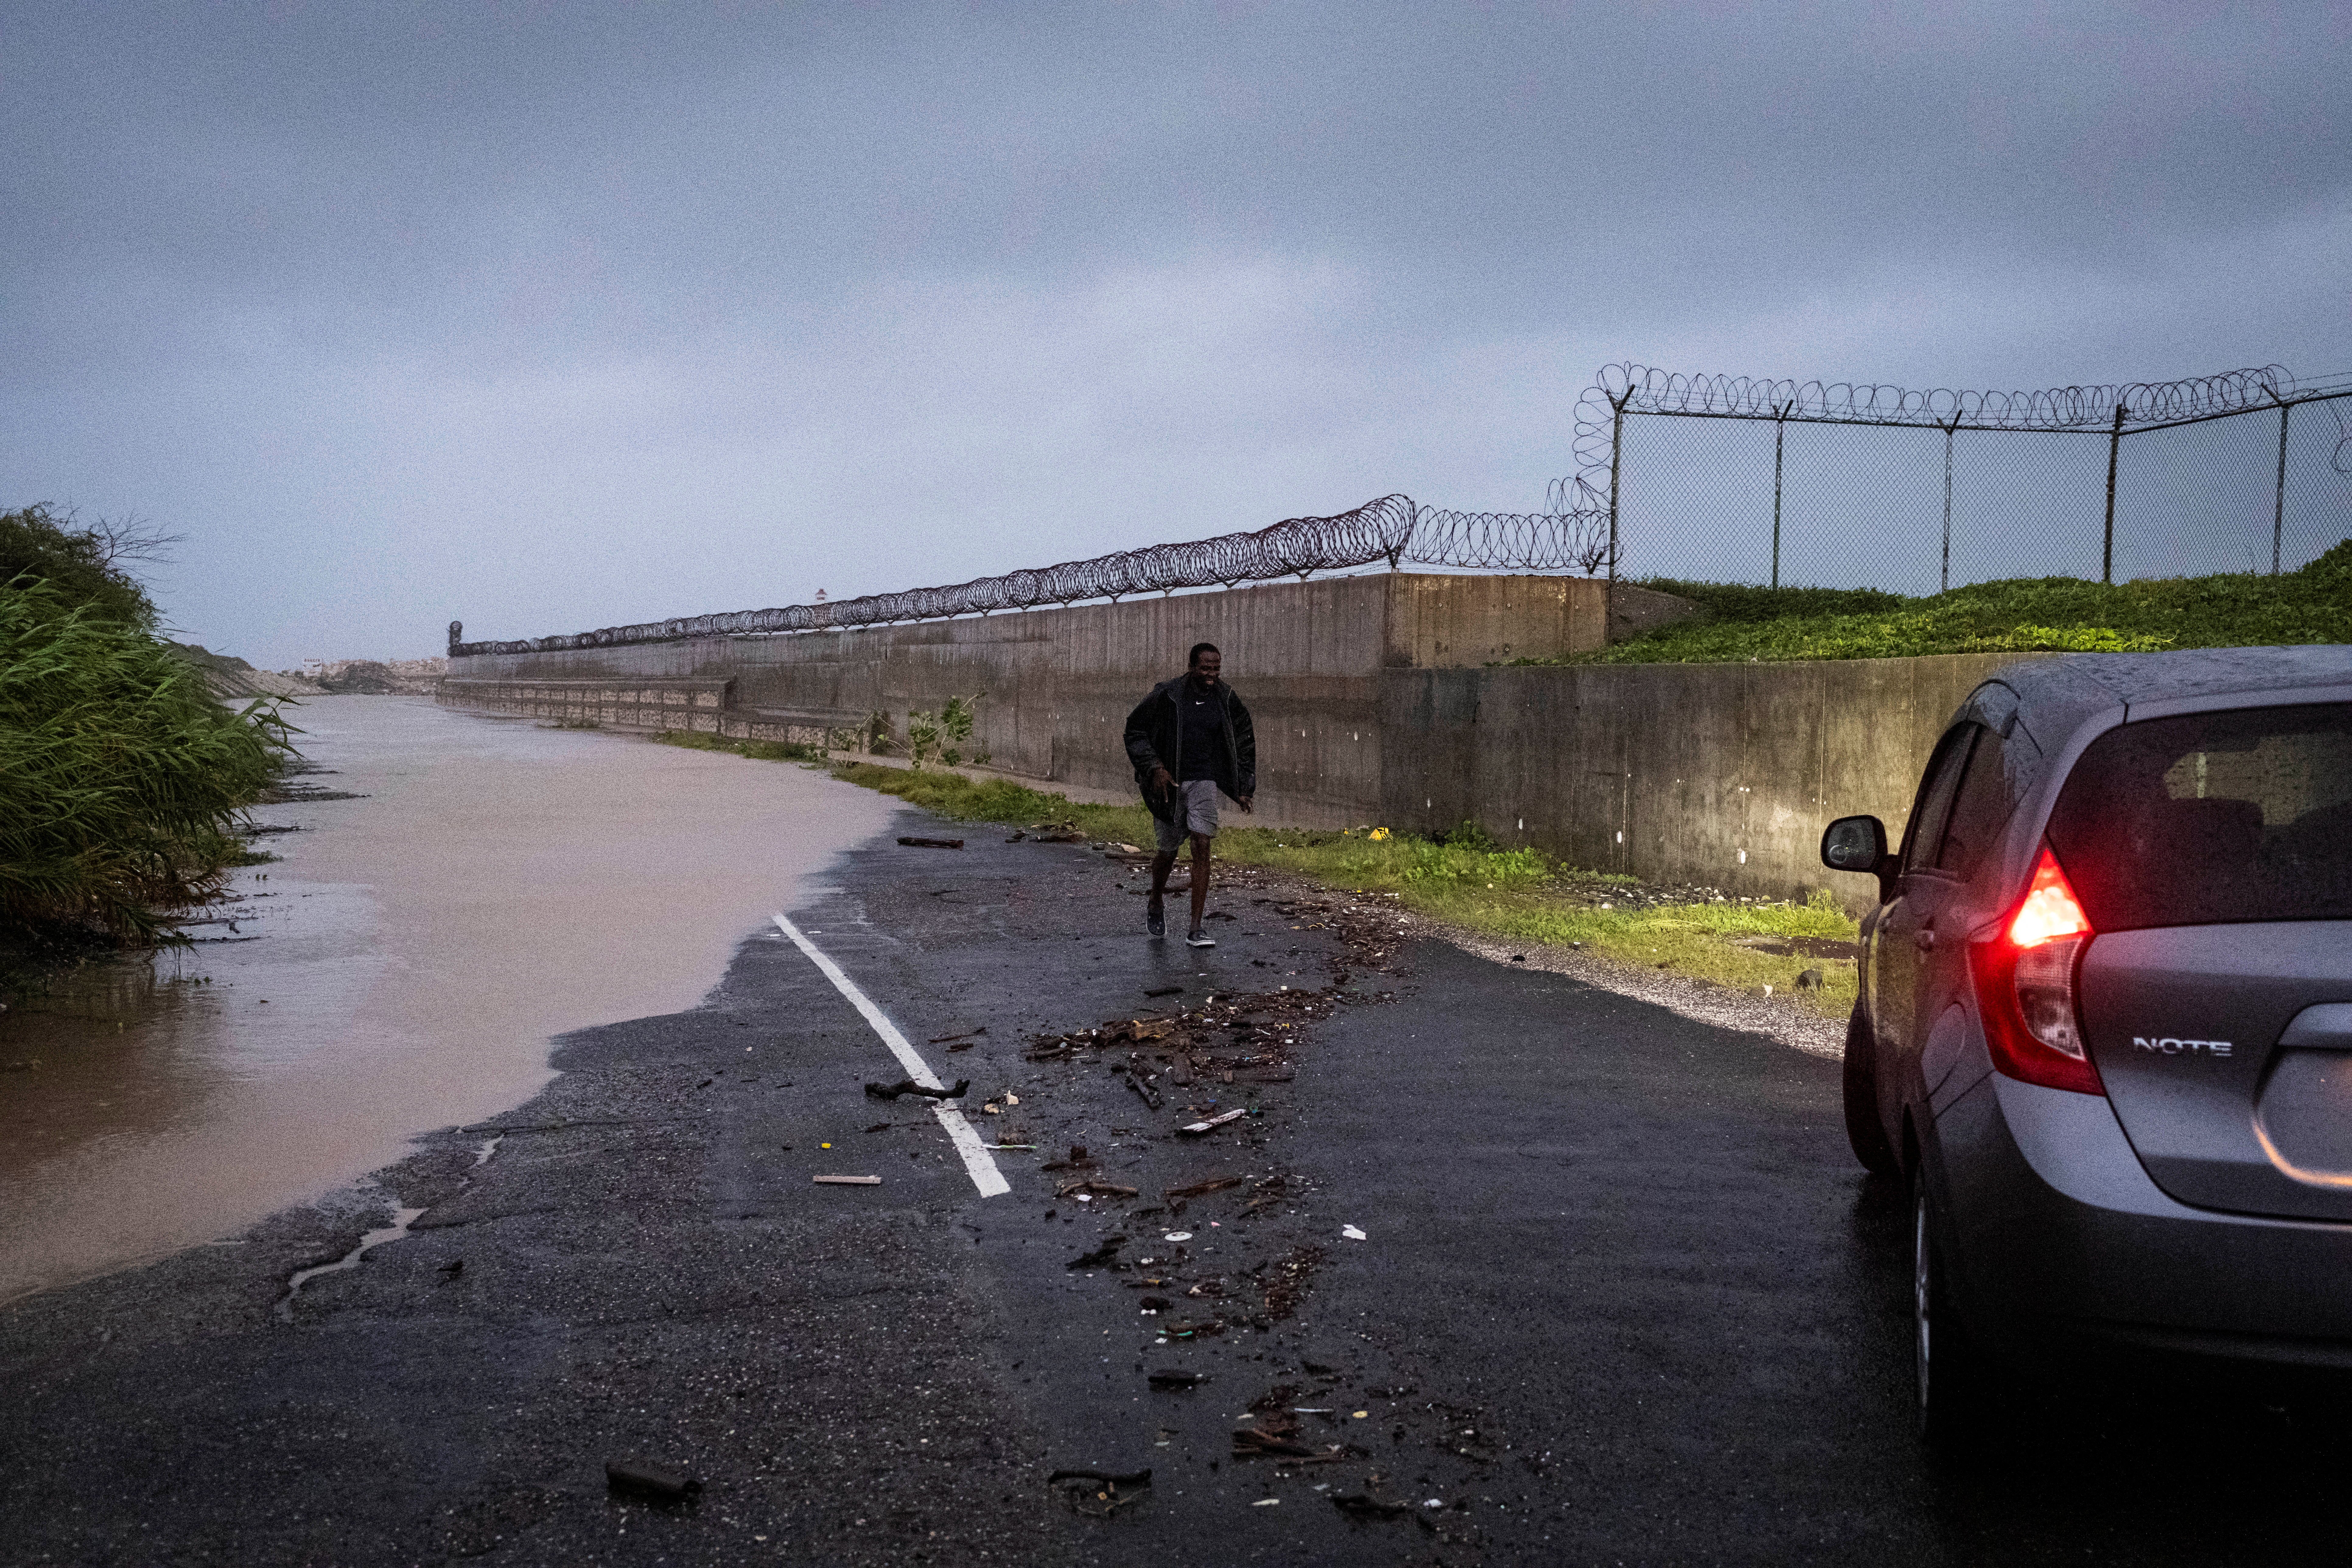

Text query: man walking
(1124, 642), (1255, 946)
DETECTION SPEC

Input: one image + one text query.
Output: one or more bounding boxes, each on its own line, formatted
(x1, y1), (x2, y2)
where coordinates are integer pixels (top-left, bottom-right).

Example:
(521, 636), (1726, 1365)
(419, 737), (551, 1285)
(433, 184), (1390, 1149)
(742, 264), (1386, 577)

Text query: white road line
(771, 912), (1010, 1199)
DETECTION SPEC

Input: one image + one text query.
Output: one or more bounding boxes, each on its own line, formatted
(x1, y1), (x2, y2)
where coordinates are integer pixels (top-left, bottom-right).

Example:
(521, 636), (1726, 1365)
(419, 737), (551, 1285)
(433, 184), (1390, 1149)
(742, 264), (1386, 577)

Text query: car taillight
(1968, 844), (2104, 1096)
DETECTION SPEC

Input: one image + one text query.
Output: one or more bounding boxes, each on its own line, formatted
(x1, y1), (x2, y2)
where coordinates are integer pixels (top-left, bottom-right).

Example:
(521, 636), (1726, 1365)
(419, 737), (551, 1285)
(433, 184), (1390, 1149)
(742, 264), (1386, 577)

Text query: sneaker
(1147, 903), (1166, 939)
(1185, 929), (1216, 948)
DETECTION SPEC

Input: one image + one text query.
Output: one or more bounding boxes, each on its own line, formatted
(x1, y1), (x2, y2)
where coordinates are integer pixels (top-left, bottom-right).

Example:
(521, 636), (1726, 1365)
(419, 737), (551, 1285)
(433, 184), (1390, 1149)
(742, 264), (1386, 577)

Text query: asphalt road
(6, 807), (2352, 1566)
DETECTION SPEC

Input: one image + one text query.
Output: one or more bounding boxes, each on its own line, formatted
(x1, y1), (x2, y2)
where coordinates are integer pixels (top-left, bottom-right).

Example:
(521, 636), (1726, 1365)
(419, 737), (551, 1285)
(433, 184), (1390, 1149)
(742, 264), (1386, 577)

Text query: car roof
(1979, 645), (2352, 744)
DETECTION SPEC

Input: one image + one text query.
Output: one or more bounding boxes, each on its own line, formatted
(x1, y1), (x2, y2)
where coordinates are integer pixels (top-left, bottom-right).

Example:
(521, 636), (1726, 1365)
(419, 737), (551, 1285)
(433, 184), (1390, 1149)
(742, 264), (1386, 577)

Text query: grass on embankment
(654, 727), (1863, 1017)
(1551, 539), (2352, 665)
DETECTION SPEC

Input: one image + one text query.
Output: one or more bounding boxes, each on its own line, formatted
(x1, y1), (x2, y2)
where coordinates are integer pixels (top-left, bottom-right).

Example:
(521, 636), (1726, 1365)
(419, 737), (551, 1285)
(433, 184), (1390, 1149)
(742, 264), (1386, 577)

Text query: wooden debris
(813, 1174), (882, 1186)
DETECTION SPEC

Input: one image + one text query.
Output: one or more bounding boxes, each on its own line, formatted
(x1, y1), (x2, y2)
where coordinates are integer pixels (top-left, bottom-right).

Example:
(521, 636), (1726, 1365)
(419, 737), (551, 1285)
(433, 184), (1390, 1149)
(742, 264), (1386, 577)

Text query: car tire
(1842, 1006), (1900, 1175)
(1913, 1174), (1988, 1446)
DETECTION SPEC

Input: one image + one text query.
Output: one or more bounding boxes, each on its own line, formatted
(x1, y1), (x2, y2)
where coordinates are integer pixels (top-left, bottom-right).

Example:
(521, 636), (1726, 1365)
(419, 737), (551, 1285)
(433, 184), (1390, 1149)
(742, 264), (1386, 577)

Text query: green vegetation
(826, 762), (1860, 1014)
(1552, 543), (2352, 665)
(653, 728), (822, 763)
(2, 507), (290, 954)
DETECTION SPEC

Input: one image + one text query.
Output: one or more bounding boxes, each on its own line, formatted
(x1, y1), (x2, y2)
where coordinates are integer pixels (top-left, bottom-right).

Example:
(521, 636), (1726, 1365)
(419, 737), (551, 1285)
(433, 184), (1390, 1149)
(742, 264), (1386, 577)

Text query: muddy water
(0, 698), (896, 1302)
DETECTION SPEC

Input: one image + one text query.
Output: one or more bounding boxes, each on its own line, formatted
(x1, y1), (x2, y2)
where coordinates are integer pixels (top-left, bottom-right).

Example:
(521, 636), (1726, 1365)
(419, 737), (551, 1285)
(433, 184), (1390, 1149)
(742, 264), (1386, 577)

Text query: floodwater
(0, 697), (896, 1302)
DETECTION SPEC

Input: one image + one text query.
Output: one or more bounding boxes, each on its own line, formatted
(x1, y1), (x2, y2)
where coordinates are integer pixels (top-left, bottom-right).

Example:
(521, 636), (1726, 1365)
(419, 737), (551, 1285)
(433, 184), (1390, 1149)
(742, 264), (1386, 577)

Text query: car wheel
(1913, 1174), (1986, 1445)
(1842, 1006), (1900, 1175)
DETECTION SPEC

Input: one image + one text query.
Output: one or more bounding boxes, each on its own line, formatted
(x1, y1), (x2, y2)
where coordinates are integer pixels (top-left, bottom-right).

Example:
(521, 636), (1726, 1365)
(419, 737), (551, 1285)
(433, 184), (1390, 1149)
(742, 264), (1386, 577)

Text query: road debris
(1142, 985), (1184, 998)
(1147, 1369), (1208, 1389)
(864, 1077), (970, 1101)
(1056, 1179), (1139, 1199)
(1068, 1236), (1128, 1269)
(813, 1175), (882, 1186)
(896, 836), (964, 849)
(1165, 1174), (1244, 1201)
(1179, 1108), (1249, 1135)
(1341, 1224), (1367, 1241)
(928, 1026), (987, 1043)
(604, 1458), (702, 1500)
(1332, 1493), (1412, 1518)
(1048, 1466), (1152, 1486)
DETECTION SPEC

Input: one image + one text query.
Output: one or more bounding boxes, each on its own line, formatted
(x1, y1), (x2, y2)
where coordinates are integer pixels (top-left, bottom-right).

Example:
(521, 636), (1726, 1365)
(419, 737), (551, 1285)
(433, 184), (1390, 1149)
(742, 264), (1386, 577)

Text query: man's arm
(1123, 694), (1172, 796)
(1229, 693), (1256, 803)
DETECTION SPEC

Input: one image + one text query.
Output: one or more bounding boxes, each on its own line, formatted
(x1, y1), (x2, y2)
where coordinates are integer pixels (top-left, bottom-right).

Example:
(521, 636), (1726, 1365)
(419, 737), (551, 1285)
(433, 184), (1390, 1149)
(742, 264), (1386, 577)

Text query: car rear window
(2045, 703), (2352, 930)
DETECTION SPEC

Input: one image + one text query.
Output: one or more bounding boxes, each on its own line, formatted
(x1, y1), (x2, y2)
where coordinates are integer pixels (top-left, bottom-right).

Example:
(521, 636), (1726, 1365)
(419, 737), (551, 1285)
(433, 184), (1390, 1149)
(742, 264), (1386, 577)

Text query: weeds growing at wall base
(825, 761), (1859, 1015)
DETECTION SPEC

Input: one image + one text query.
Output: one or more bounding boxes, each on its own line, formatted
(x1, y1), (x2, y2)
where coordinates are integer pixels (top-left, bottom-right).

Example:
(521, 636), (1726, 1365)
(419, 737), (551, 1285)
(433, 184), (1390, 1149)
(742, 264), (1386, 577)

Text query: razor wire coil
(449, 493), (1613, 656)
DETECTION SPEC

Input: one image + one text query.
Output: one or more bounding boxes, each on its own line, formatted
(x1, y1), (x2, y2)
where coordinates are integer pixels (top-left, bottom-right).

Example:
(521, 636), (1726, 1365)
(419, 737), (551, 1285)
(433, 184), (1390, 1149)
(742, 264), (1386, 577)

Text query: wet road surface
(0, 698), (892, 1301)
(6, 799), (2351, 1565)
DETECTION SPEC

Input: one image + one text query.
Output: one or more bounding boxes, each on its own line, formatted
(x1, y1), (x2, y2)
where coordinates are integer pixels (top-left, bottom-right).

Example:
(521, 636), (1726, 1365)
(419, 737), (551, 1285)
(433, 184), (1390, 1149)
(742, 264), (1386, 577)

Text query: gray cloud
(4, 1), (2346, 663)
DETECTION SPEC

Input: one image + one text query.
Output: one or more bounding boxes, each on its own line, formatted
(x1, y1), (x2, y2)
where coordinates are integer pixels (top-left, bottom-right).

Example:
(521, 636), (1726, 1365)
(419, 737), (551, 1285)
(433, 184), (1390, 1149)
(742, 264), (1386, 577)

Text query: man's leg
(1188, 832), (1212, 933)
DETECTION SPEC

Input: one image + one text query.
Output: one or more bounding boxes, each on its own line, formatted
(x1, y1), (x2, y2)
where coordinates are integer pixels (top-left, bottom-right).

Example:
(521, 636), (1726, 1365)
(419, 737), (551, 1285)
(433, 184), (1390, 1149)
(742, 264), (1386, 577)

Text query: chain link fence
(455, 361), (2352, 654)
(1574, 364), (2352, 595)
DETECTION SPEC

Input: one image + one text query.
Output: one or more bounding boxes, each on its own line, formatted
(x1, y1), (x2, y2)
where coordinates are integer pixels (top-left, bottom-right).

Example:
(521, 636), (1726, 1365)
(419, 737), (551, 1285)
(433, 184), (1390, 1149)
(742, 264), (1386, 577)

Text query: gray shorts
(1154, 779), (1221, 852)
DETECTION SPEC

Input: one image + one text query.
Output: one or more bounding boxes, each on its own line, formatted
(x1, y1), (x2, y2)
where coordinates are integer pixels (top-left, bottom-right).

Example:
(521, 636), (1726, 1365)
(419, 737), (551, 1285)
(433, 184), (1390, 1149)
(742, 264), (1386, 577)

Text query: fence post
(1771, 405), (1789, 590)
(2102, 402), (2127, 586)
(1607, 387), (1634, 584)
(2272, 399), (2292, 575)
(1941, 420), (1956, 593)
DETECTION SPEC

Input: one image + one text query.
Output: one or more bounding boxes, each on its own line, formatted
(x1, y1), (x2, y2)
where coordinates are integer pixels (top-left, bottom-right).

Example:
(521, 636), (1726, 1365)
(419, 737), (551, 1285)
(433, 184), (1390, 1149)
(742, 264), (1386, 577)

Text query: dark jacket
(1124, 676), (1256, 821)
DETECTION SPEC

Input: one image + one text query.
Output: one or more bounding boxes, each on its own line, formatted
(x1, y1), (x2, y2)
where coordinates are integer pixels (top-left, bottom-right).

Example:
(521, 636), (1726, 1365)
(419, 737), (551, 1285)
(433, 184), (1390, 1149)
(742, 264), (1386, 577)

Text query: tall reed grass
(2, 579), (288, 942)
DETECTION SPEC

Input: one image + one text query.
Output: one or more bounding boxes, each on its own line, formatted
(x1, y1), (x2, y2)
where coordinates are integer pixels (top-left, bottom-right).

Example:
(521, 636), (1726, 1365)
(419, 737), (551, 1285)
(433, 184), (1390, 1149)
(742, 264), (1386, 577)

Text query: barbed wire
(1565, 362), (2332, 511)
(449, 494), (1613, 656)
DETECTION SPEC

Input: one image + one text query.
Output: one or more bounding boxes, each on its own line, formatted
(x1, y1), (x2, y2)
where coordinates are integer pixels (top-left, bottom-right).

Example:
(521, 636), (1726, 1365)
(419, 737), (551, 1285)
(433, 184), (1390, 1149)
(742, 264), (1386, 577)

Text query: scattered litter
(1341, 1225), (1367, 1241)
(1163, 1231), (1193, 1242)
(1165, 1174), (1244, 1201)
(896, 836), (964, 849)
(1232, 1426), (1318, 1459)
(1332, 1493), (1411, 1518)
(1352, 1411), (1368, 1419)
(1048, 1466), (1152, 1486)
(1252, 1497), (1281, 1506)
(1124, 1073), (1164, 1111)
(814, 1175), (882, 1186)
(1067, 1236), (1128, 1269)
(1148, 1369), (1207, 1389)
(1179, 1108), (1250, 1136)
(1075, 1194), (1091, 1203)
(984, 1143), (1036, 1151)
(929, 1026), (987, 1043)
(605, 1458), (702, 1500)
(864, 1077), (970, 1101)
(1057, 1179), (1139, 1199)
(1142, 985), (1184, 998)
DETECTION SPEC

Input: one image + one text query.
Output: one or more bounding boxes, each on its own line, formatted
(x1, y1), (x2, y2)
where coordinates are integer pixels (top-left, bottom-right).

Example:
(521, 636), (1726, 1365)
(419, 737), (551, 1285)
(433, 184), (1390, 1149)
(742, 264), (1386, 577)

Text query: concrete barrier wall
(1381, 653), (2056, 902)
(445, 572), (1636, 828)
(444, 574), (2043, 901)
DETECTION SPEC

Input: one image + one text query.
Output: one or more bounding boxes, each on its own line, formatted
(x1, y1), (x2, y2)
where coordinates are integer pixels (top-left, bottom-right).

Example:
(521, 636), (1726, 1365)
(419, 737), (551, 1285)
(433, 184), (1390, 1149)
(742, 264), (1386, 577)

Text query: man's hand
(1238, 794), (1255, 814)
(1150, 766), (1174, 798)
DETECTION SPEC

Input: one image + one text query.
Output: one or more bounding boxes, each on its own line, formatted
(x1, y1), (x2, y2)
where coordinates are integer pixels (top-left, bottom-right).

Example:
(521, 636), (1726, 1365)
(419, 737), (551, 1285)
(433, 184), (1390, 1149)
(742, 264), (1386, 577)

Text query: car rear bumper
(1930, 1069), (2352, 1364)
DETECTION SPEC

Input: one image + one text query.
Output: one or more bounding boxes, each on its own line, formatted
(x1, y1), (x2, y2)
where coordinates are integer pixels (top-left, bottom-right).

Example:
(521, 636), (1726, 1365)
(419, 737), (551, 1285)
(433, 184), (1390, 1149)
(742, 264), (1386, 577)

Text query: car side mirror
(1821, 815), (1893, 895)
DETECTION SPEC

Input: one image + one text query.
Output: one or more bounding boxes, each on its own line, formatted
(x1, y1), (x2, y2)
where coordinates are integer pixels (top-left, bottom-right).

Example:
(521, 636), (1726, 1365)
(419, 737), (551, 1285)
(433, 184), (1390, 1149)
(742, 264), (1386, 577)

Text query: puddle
(276, 1204), (427, 1321)
(0, 696), (896, 1303)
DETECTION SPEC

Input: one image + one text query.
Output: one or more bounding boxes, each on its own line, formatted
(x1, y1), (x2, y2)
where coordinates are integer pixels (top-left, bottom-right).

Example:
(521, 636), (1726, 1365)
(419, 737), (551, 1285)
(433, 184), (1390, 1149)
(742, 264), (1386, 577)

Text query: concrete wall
(443, 574), (2046, 901)
(1381, 653), (2056, 902)
(445, 572), (1643, 829)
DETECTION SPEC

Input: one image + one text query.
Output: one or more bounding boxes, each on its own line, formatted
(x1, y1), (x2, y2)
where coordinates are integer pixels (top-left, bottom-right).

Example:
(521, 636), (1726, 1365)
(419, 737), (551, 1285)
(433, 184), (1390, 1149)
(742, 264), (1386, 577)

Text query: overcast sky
(5, 2), (2347, 664)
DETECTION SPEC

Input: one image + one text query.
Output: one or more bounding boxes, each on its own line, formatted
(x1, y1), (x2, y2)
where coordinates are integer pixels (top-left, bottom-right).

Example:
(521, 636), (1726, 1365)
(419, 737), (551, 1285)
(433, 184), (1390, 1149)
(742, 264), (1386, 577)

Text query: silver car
(1820, 646), (2352, 1440)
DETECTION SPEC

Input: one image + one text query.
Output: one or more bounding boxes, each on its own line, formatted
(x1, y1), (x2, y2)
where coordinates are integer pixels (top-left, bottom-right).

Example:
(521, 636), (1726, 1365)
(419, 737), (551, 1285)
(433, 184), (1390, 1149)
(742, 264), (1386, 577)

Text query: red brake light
(1970, 844), (2104, 1096)
(2008, 847), (2091, 947)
